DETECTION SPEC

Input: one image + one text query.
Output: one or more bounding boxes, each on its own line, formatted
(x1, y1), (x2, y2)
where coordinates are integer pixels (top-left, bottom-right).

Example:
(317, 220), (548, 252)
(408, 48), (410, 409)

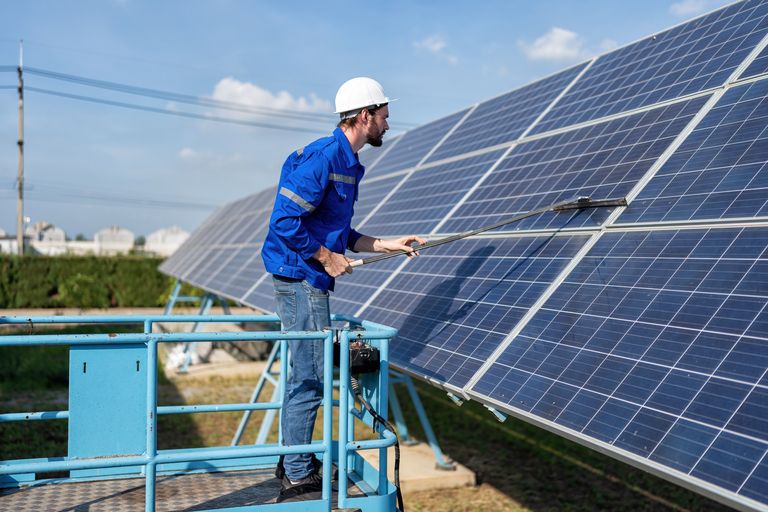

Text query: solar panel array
(161, 2), (768, 509)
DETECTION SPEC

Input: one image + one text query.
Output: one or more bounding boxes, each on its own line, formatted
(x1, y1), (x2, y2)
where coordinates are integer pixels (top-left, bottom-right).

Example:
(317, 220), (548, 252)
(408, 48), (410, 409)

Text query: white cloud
(210, 77), (332, 114)
(519, 29), (621, 62)
(670, 0), (718, 17)
(177, 147), (197, 160)
(413, 35), (459, 65)
(519, 27), (586, 61)
(414, 35), (447, 54)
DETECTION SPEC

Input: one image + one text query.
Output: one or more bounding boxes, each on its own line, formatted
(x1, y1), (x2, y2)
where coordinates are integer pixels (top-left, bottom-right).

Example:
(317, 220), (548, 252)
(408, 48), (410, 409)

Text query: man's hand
(374, 236), (427, 257)
(313, 245), (353, 277)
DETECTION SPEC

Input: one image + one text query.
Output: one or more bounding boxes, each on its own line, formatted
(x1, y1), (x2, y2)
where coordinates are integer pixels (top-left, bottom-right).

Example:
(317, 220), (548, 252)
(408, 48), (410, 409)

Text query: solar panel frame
(439, 95), (711, 234)
(425, 61), (590, 163)
(466, 225), (768, 512)
(369, 107), (471, 175)
(531, 0), (768, 135)
(357, 133), (403, 177)
(738, 41), (768, 80)
(357, 149), (507, 237)
(158, 5), (768, 508)
(618, 77), (768, 225)
(356, 234), (592, 391)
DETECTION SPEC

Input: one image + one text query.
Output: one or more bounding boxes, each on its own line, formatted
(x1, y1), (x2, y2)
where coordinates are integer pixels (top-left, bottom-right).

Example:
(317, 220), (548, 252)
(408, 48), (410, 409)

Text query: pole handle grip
(349, 259), (364, 268)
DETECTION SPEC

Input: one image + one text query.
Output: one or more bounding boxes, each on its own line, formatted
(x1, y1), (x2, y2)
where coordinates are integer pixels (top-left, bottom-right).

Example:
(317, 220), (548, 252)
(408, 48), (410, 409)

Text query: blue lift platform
(163, 280), (456, 472)
(0, 313), (401, 512)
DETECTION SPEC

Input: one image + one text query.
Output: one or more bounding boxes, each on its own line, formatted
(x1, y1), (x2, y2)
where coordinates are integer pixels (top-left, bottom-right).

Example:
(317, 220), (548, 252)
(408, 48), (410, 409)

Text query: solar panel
(353, 173), (409, 227)
(356, 149), (506, 237)
(159, 203), (231, 276)
(469, 226), (768, 508)
(359, 235), (590, 390)
(619, 79), (768, 224)
(358, 133), (402, 174)
(424, 63), (588, 163)
(241, 272), (275, 313)
(331, 255), (406, 314)
(739, 43), (768, 81)
(440, 95), (709, 234)
(159, 4), (768, 508)
(214, 247), (269, 302)
(162, 187), (275, 305)
(370, 108), (470, 175)
(532, 0), (768, 134)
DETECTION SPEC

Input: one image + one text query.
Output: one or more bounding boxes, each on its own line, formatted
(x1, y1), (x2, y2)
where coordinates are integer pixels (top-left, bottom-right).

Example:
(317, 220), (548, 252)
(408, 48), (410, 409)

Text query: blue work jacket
(262, 128), (365, 291)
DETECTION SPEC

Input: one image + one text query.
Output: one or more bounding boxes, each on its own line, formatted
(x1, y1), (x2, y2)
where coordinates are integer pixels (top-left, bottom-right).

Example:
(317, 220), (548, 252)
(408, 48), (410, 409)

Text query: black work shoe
(275, 454), (338, 481)
(276, 470), (324, 503)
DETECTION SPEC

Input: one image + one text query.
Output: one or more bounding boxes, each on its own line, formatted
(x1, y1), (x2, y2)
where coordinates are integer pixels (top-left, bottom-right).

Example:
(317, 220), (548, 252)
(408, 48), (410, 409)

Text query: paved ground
(0, 468), (366, 511)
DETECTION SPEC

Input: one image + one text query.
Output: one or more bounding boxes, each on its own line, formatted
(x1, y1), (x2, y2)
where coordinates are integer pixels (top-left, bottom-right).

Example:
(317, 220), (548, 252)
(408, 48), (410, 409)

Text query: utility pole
(16, 40), (24, 256)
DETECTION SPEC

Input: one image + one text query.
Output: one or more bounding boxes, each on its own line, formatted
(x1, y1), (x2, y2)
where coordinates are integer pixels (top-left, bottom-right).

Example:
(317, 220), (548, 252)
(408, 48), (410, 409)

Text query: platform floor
(0, 468), (365, 511)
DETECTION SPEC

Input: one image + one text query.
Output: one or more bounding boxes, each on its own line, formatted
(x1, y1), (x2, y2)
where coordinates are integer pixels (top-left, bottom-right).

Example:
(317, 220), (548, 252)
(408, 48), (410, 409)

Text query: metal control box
(68, 344), (147, 478)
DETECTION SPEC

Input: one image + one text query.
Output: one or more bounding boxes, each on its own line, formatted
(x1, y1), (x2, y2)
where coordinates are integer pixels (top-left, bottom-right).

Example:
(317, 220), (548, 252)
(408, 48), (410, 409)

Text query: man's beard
(365, 120), (385, 147)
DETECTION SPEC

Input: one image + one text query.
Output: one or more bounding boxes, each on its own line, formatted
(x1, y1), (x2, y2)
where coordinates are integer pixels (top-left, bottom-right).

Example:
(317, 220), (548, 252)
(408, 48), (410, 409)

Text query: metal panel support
(231, 340), (284, 446)
(178, 293), (215, 373)
(388, 381), (416, 445)
(391, 371), (455, 470)
(163, 279), (183, 316)
(484, 405), (508, 423)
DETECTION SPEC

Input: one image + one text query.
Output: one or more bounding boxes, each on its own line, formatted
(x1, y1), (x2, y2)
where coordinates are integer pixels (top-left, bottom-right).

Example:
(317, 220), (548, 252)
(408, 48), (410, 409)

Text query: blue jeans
(272, 275), (331, 481)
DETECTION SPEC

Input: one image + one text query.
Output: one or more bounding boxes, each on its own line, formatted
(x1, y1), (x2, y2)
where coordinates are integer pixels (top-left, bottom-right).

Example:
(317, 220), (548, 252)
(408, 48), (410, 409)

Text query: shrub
(58, 273), (110, 309)
(0, 255), (195, 308)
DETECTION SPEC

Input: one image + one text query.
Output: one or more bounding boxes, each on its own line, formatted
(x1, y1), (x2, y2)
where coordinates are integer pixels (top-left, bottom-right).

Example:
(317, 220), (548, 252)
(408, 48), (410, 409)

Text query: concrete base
(361, 442), (475, 494)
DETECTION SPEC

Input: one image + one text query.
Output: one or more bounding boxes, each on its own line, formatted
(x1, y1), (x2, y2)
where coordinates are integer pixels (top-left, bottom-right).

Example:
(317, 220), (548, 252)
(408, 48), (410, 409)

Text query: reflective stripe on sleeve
(279, 187), (316, 213)
(329, 173), (356, 185)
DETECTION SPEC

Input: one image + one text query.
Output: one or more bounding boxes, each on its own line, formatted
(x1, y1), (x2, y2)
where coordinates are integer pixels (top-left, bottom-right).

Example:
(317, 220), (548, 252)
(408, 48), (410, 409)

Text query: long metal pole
(16, 40), (24, 256)
(349, 196), (627, 268)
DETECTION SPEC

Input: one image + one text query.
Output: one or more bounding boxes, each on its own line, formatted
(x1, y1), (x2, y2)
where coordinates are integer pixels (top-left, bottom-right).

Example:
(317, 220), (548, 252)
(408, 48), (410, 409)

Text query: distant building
(144, 226), (189, 257)
(26, 221), (68, 256)
(65, 240), (98, 255)
(26, 221), (66, 243)
(94, 225), (135, 255)
(0, 228), (18, 255)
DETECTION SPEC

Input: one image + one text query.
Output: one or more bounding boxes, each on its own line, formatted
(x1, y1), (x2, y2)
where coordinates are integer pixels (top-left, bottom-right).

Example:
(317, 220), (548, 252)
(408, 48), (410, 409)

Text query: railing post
(278, 338), (288, 446)
(144, 320), (157, 512)
(378, 336), (389, 497)
(322, 329), (333, 507)
(337, 329), (350, 509)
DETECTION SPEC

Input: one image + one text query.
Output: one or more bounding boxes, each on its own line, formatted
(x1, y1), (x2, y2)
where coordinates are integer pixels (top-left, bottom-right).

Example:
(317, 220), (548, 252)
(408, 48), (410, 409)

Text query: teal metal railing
(0, 314), (399, 512)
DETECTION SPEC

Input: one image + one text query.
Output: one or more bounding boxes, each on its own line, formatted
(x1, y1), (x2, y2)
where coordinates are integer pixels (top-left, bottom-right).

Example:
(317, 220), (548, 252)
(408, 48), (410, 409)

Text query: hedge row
(0, 255), (201, 308)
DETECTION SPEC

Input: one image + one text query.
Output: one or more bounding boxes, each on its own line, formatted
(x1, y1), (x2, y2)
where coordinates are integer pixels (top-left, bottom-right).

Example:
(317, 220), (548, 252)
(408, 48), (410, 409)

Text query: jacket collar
(333, 127), (360, 169)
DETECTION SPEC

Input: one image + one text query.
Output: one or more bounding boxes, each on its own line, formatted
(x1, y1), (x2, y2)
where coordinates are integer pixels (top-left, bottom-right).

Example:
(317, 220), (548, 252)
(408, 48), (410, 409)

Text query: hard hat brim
(334, 98), (397, 115)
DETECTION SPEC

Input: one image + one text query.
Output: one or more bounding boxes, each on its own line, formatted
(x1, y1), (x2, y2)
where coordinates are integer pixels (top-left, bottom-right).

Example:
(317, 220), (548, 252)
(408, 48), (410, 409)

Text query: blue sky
(0, 0), (733, 238)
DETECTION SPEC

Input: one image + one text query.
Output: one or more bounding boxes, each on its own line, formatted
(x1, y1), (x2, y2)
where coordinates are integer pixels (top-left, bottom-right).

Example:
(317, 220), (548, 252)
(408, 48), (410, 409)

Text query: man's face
(365, 105), (389, 147)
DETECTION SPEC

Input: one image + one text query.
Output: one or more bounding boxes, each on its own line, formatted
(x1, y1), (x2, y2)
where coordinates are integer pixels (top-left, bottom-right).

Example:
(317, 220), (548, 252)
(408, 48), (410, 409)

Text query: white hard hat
(334, 77), (394, 118)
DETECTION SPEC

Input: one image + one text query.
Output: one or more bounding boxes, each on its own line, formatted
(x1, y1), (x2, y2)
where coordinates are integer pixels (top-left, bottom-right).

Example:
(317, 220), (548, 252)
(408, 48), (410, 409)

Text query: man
(261, 76), (426, 502)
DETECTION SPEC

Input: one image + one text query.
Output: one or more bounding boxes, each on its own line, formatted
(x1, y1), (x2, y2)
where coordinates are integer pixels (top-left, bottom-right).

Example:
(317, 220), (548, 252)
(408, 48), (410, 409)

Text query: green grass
(0, 323), (197, 461)
(0, 324), (151, 393)
(0, 328), (734, 511)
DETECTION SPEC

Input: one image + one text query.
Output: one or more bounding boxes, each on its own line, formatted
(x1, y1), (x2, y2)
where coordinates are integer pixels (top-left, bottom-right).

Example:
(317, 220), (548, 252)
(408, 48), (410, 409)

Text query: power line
(0, 85), (16, 89)
(0, 185), (218, 211)
(23, 66), (417, 129)
(26, 86), (327, 134)
(26, 67), (334, 123)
